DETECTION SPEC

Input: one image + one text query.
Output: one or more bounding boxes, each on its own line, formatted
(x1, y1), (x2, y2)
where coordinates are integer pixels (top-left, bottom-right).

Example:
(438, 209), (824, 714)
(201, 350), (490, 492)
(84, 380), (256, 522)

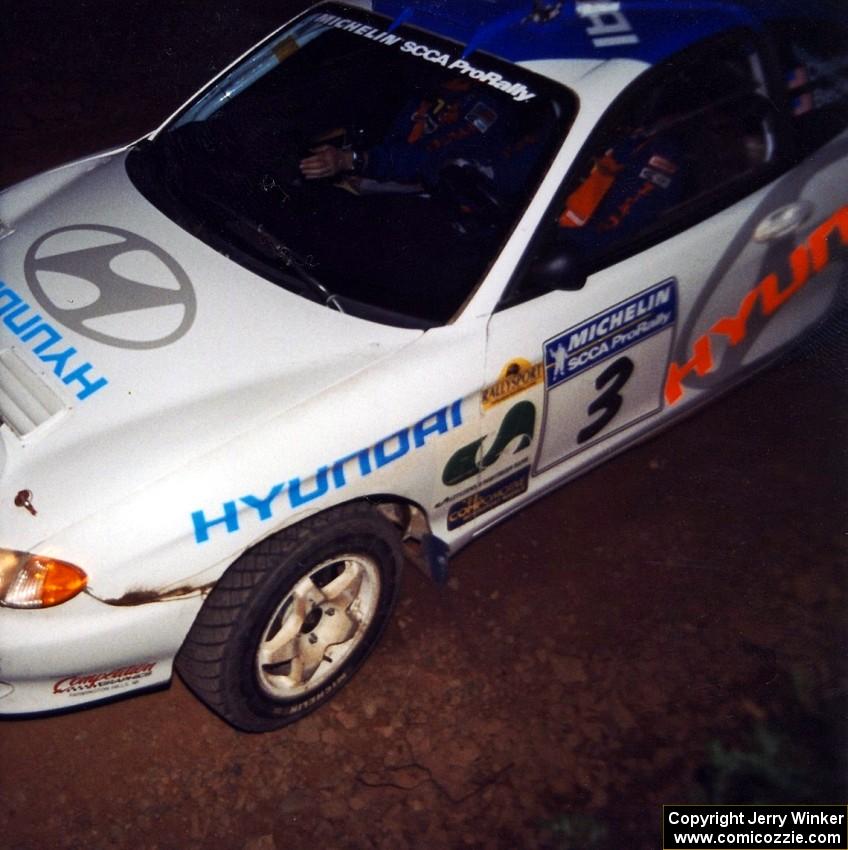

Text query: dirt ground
(1, 4), (846, 849)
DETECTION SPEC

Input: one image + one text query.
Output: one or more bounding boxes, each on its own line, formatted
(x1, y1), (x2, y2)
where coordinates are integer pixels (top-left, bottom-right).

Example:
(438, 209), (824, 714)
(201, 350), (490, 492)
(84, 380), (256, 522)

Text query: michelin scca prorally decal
(314, 12), (537, 101)
(545, 279), (677, 388)
(536, 279), (678, 471)
(24, 225), (196, 349)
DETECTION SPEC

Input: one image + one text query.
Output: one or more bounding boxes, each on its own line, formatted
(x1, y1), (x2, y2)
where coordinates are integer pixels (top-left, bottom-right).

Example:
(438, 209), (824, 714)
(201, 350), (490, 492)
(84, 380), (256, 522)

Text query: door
(477, 25), (848, 529)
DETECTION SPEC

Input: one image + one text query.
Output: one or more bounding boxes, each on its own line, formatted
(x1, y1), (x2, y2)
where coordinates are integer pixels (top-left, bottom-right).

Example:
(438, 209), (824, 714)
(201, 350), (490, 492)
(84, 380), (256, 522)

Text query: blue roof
(371, 1), (843, 65)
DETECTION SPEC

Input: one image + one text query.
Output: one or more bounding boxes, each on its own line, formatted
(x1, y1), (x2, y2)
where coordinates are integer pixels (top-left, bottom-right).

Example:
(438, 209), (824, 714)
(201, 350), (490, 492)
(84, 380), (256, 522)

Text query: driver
(298, 78), (510, 194)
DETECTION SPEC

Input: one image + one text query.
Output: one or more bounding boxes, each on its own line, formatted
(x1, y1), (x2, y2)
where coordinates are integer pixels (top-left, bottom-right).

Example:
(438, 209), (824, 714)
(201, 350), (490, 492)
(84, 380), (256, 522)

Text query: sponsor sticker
(576, 1), (640, 49)
(536, 280), (678, 471)
(442, 400), (535, 487)
(312, 12), (537, 102)
(447, 466), (530, 530)
(53, 662), (156, 697)
(545, 279), (677, 388)
(482, 358), (545, 409)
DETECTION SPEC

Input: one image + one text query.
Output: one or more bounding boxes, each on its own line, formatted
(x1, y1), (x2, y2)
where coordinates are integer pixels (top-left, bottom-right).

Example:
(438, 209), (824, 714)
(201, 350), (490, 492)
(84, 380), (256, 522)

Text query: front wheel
(176, 503), (403, 732)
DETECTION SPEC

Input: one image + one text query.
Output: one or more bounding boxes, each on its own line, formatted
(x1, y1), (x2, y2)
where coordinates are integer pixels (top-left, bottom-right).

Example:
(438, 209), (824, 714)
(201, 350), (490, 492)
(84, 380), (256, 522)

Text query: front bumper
(0, 589), (204, 714)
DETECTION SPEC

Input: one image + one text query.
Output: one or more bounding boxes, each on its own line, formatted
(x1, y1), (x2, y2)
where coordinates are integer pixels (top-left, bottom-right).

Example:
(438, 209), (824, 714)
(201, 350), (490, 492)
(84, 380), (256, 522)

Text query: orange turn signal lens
(0, 549), (87, 608)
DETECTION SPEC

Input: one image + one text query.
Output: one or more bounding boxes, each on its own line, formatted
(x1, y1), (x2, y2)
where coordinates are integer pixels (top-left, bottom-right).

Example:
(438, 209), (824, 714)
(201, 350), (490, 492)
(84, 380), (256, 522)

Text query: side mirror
(526, 245), (588, 292)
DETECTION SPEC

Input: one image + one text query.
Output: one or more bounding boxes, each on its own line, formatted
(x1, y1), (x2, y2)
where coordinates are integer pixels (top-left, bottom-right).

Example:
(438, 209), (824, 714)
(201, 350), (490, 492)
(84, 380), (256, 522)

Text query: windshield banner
(313, 12), (537, 102)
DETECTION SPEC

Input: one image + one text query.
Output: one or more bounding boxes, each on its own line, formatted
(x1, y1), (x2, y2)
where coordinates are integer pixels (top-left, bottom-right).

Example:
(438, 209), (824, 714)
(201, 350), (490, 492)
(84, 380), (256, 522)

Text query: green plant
(543, 812), (610, 850)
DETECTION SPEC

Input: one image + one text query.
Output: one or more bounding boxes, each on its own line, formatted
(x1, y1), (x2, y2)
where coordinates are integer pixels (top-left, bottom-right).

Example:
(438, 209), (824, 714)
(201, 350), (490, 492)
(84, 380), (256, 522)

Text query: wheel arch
(285, 492), (439, 582)
(174, 495), (414, 730)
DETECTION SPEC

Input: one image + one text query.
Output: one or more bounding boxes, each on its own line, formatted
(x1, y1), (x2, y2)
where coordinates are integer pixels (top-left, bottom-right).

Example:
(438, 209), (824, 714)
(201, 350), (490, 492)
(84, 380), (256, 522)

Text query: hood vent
(0, 348), (67, 438)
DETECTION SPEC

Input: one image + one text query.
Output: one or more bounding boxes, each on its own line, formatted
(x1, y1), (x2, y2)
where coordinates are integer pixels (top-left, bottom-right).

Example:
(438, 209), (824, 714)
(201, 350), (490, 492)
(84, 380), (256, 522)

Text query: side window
(555, 36), (777, 264)
(770, 18), (848, 157)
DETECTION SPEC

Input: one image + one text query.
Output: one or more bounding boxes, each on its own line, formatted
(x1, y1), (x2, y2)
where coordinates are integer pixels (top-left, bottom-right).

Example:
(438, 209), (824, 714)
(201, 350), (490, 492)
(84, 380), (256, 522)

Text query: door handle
(753, 201), (814, 243)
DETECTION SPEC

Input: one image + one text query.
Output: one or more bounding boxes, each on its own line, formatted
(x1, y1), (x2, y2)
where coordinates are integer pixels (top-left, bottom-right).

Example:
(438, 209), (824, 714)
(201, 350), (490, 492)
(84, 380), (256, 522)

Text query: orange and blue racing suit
(559, 128), (683, 253)
(361, 79), (522, 193)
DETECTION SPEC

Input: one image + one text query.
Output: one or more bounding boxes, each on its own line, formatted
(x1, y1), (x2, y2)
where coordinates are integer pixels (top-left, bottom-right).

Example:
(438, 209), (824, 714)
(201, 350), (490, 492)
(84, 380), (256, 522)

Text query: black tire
(176, 502), (403, 732)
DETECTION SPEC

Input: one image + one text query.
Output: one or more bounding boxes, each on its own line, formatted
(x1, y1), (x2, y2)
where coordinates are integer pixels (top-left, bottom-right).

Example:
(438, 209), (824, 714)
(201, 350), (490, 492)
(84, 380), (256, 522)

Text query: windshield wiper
(194, 188), (344, 313)
(266, 233), (345, 313)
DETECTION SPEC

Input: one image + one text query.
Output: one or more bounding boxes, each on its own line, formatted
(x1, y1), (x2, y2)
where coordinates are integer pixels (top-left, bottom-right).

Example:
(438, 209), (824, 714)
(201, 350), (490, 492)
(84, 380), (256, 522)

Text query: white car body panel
(1, 0), (845, 716)
(0, 590), (204, 712)
(1, 154), (420, 554)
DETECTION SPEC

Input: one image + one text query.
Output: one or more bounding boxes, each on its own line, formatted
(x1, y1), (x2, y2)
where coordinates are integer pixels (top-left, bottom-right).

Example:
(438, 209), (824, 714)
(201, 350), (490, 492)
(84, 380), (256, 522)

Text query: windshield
(127, 3), (575, 327)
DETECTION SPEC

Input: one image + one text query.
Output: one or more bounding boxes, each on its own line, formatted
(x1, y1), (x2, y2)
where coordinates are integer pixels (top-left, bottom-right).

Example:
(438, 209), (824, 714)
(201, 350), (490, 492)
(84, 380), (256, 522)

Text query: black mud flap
(421, 533), (450, 585)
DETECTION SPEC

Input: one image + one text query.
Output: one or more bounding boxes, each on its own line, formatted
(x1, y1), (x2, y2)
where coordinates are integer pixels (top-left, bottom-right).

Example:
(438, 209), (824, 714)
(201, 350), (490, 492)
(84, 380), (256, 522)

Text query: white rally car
(1, 0), (846, 731)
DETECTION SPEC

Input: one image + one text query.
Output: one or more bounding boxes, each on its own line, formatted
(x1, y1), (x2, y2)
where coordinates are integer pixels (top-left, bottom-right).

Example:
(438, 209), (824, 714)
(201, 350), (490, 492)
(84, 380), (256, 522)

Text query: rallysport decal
(0, 281), (108, 400)
(53, 662), (156, 697)
(192, 399), (463, 543)
(482, 358), (544, 409)
(666, 206), (848, 405)
(313, 12), (536, 102)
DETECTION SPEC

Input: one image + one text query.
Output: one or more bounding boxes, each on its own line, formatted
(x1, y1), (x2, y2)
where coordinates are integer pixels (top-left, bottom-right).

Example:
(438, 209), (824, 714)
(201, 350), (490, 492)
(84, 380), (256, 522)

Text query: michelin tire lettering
(24, 225), (196, 349)
(192, 399), (463, 543)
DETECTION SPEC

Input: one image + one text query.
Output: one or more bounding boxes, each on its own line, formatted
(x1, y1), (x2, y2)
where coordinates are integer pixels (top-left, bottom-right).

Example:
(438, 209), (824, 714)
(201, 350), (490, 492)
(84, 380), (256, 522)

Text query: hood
(0, 152), (419, 549)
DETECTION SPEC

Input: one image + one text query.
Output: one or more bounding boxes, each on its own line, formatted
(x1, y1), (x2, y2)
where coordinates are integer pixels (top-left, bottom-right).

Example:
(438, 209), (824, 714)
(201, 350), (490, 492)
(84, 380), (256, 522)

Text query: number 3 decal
(536, 280), (677, 474)
(578, 356), (634, 444)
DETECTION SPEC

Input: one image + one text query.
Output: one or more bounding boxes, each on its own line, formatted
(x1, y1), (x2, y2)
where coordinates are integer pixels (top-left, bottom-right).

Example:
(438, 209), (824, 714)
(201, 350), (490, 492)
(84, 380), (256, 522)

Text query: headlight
(0, 549), (87, 608)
